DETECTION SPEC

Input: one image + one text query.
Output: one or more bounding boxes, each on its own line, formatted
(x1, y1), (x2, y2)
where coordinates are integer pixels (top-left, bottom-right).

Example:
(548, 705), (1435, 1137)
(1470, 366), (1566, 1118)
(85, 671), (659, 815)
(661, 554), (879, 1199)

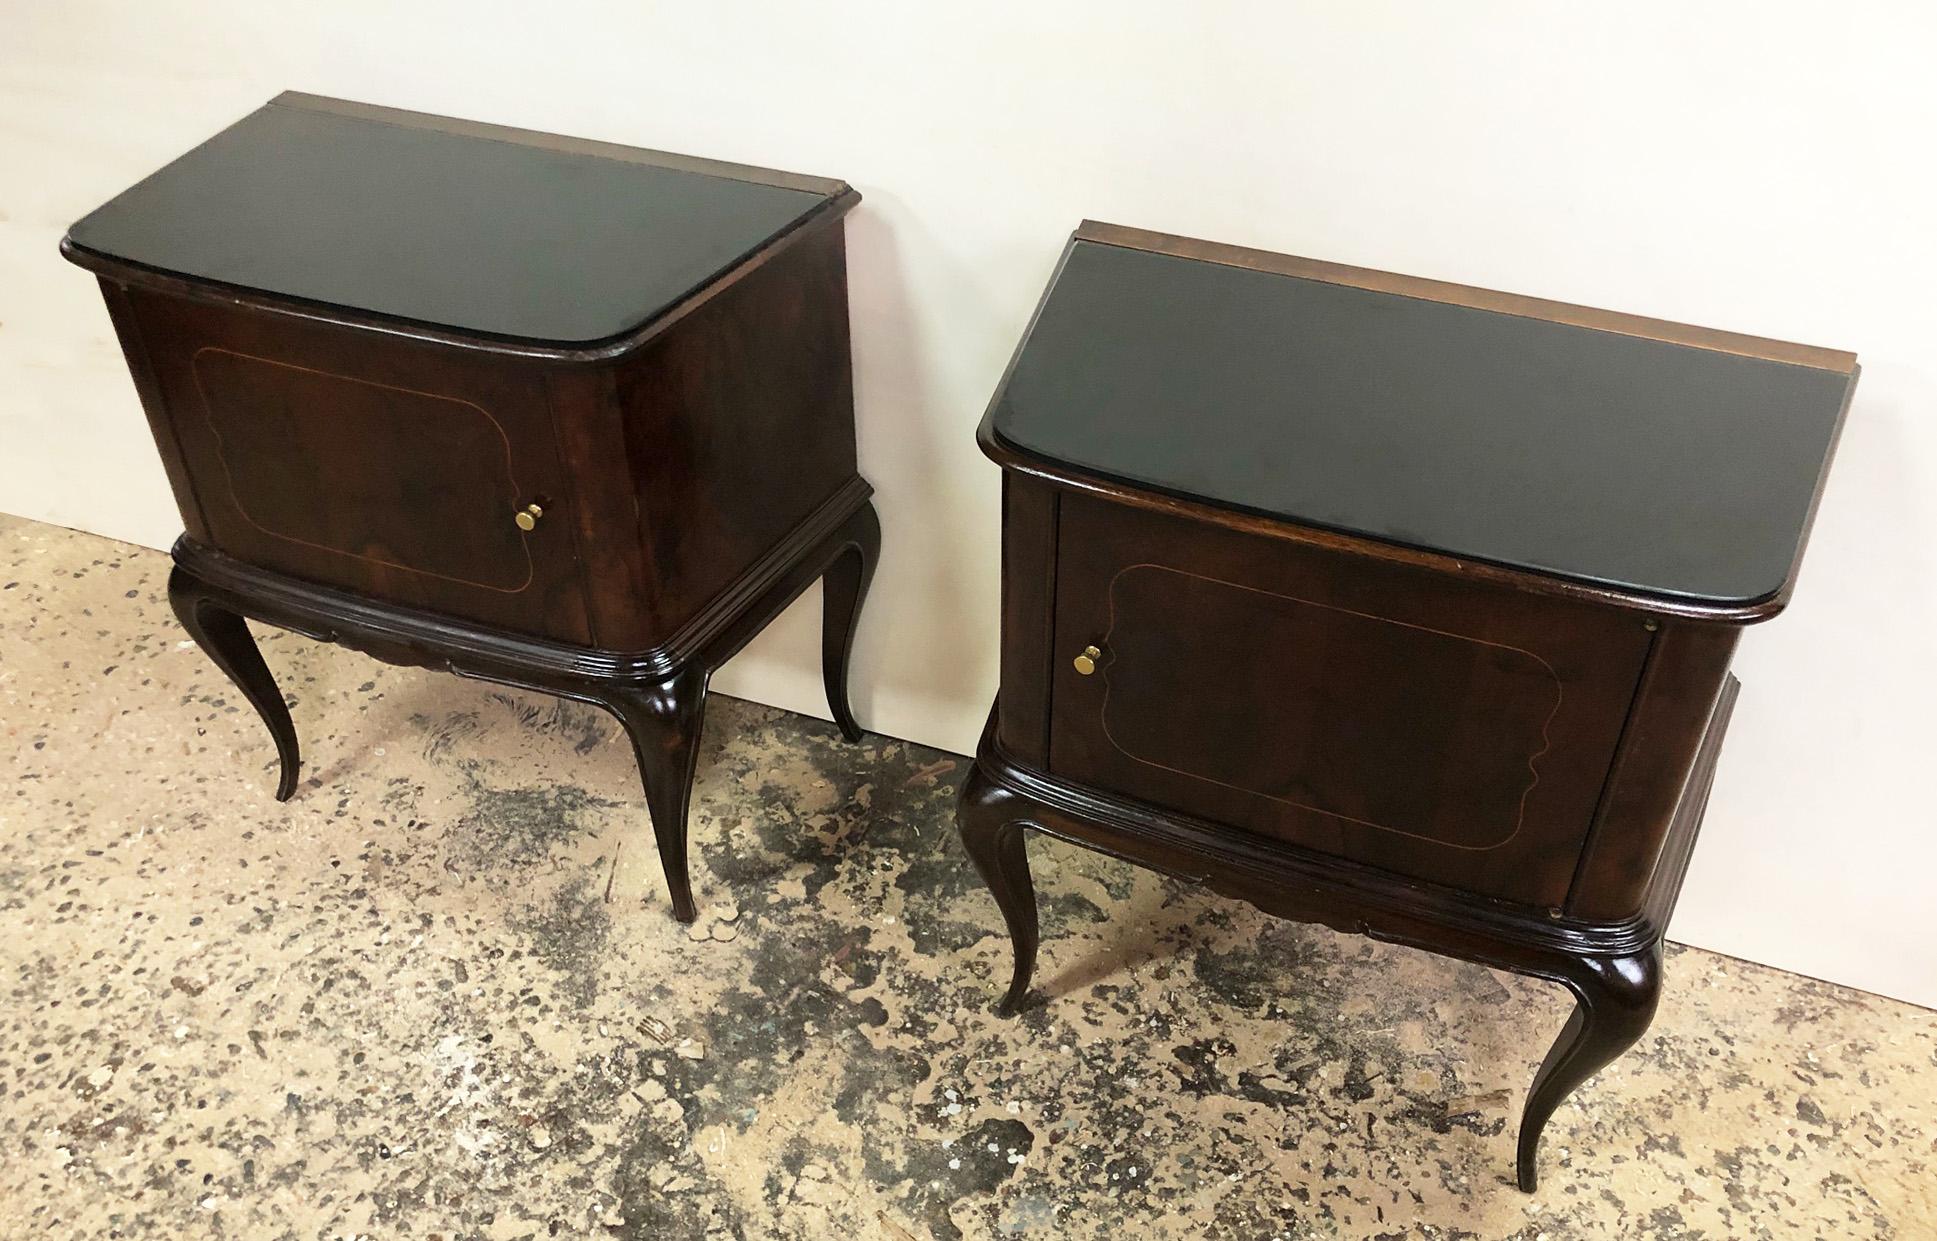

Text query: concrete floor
(2, 512), (1933, 1240)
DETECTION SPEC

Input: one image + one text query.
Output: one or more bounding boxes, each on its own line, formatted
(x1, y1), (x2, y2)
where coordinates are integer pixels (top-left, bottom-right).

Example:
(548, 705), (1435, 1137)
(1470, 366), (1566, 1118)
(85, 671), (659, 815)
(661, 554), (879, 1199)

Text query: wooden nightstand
(960, 222), (1856, 1188)
(63, 93), (880, 924)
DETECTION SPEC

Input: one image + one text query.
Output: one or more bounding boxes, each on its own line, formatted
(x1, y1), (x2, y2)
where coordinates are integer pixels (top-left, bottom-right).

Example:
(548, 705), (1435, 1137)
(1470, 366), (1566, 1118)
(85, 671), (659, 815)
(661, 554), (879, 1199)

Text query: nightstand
(960, 222), (1856, 1188)
(63, 93), (879, 924)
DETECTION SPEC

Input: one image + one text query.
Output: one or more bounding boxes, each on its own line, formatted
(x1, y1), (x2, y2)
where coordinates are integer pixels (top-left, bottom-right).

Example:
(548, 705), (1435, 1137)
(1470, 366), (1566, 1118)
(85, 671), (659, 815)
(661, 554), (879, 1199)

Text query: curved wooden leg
(601, 667), (709, 924)
(957, 766), (1040, 1016)
(821, 500), (880, 744)
(1517, 943), (1663, 1191)
(168, 565), (300, 801)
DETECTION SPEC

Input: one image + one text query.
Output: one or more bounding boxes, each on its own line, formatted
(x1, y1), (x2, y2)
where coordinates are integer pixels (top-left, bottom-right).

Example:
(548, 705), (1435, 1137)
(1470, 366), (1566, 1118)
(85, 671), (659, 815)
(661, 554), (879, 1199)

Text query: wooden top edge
(274, 91), (853, 200)
(1073, 220), (1857, 375)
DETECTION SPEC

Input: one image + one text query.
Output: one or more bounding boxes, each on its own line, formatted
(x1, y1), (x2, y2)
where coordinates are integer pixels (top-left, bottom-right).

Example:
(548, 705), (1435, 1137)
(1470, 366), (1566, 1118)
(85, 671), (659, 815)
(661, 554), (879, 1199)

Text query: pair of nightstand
(67, 95), (1855, 1190)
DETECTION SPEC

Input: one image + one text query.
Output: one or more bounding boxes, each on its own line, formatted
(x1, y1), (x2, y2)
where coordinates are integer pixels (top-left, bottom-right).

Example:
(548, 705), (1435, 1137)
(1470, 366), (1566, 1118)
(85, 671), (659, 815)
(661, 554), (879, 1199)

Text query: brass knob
(514, 503), (544, 532)
(1073, 645), (1102, 676)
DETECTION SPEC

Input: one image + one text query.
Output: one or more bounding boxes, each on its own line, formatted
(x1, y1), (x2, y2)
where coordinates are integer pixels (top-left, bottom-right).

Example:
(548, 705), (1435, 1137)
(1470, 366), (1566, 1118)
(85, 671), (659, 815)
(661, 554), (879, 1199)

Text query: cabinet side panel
(614, 221), (860, 636)
(996, 472), (1059, 766)
(1566, 621), (1740, 920)
(99, 279), (210, 541)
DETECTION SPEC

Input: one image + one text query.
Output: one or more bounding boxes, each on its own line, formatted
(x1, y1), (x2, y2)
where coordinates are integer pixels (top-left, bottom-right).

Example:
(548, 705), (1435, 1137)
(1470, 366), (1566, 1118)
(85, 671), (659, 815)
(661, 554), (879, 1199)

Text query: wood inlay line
(189, 346), (537, 595)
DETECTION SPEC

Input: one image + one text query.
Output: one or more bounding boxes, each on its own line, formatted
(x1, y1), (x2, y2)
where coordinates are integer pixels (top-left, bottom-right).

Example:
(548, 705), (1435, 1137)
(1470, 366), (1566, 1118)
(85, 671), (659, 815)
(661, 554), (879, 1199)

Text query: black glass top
(990, 232), (1856, 607)
(64, 94), (841, 346)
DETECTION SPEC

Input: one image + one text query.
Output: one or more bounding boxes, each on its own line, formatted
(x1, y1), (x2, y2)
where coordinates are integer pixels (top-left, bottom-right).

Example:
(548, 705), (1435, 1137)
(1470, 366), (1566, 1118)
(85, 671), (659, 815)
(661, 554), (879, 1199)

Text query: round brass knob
(1073, 645), (1102, 676)
(514, 503), (544, 532)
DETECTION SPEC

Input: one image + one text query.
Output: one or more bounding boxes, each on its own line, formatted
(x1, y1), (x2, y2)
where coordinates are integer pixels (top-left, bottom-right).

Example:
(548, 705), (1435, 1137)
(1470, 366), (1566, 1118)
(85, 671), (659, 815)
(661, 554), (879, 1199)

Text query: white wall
(4, 3), (1933, 1008)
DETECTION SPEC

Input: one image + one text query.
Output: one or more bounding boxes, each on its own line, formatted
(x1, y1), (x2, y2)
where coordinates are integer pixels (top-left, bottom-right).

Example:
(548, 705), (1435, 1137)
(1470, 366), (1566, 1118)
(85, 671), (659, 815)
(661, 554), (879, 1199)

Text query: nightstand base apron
(170, 493), (878, 925)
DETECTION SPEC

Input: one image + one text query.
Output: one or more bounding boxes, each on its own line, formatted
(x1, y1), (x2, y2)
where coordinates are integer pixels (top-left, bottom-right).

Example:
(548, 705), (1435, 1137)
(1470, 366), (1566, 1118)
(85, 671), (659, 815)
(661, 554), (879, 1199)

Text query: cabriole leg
(1517, 942), (1663, 1191)
(167, 565), (301, 801)
(601, 667), (710, 924)
(820, 500), (880, 743)
(956, 766), (1041, 1016)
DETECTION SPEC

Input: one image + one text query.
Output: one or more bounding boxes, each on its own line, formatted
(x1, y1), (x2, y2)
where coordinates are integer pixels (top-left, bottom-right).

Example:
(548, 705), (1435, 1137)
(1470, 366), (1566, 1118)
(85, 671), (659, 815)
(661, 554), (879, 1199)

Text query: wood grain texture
(1567, 622), (1741, 920)
(93, 211), (866, 655)
(1075, 220), (1856, 373)
(542, 364), (651, 650)
(97, 278), (211, 543)
(995, 473), (1059, 767)
(607, 221), (860, 647)
(279, 91), (851, 197)
(126, 287), (594, 643)
(1043, 492), (1650, 907)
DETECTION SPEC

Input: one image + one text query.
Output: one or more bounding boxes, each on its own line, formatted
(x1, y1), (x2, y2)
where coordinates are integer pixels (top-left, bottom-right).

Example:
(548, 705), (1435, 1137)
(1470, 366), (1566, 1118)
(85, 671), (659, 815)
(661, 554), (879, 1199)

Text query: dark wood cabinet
(65, 93), (880, 923)
(961, 221), (1856, 1189)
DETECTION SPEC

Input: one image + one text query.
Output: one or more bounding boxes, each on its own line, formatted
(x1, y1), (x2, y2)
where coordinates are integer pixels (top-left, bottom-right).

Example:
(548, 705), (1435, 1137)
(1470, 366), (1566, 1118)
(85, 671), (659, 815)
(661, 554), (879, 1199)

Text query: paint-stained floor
(2, 512), (1933, 1240)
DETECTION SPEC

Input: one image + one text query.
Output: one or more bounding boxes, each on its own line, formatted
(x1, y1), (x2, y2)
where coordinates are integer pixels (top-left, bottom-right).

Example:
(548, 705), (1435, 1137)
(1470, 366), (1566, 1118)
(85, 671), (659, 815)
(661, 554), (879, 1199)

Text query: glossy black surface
(991, 240), (1854, 605)
(65, 96), (830, 346)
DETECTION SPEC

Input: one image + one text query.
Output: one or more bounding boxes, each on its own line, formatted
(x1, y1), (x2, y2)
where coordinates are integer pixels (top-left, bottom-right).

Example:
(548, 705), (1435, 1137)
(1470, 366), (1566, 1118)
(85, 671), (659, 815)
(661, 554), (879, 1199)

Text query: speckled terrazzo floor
(2, 513), (1933, 1241)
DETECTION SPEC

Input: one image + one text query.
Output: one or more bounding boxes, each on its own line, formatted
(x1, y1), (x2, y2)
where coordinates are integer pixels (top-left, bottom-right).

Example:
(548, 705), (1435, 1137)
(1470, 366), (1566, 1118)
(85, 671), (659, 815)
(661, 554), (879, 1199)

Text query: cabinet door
(134, 292), (591, 643)
(1048, 495), (1651, 906)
